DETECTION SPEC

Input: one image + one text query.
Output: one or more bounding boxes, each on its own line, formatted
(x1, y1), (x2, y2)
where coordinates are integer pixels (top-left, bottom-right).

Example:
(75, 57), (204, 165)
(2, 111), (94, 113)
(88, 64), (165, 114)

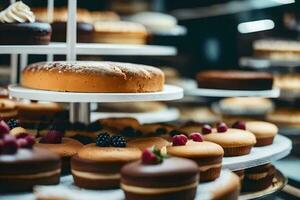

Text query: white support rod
(10, 54), (18, 84)
(20, 54), (28, 71)
(66, 0), (77, 61)
(79, 103), (90, 124)
(47, 54), (54, 62)
(47, 0), (54, 23)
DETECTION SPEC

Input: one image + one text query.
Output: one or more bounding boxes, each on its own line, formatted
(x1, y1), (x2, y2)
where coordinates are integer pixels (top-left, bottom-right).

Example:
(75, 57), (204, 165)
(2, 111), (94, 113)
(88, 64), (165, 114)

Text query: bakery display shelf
(90, 108), (180, 124)
(222, 135), (292, 171)
(240, 169), (287, 200)
(8, 85), (183, 103)
(279, 90), (300, 99)
(240, 57), (300, 71)
(0, 42), (177, 56)
(185, 87), (280, 98)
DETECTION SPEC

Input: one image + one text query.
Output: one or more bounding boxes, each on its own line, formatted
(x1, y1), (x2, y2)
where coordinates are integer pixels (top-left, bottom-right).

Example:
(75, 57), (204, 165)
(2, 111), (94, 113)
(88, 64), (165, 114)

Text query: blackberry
(169, 130), (181, 137)
(87, 121), (103, 132)
(71, 135), (94, 145)
(155, 128), (167, 135)
(110, 135), (127, 147)
(120, 126), (139, 137)
(96, 133), (111, 147)
(7, 119), (20, 129)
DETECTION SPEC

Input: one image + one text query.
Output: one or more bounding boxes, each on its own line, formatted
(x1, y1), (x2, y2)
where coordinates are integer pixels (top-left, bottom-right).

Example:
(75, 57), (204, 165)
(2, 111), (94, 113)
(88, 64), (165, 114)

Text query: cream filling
(0, 2), (35, 23)
(71, 169), (120, 180)
(0, 168), (60, 179)
(246, 172), (269, 180)
(121, 181), (198, 195)
(199, 163), (222, 172)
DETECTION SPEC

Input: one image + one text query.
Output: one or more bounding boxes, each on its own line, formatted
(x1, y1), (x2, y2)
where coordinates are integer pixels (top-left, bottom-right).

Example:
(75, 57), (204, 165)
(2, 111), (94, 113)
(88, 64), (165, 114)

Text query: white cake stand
(185, 87), (280, 98)
(222, 135), (292, 171)
(8, 84), (183, 124)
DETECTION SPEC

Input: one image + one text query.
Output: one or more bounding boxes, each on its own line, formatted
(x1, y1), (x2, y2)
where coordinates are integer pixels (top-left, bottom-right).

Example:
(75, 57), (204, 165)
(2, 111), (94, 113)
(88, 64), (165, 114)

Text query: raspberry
(202, 124), (212, 134)
(110, 135), (127, 147)
(40, 130), (63, 144)
(2, 134), (18, 154)
(172, 134), (188, 146)
(217, 122), (228, 133)
(190, 132), (204, 142)
(0, 120), (10, 138)
(96, 133), (111, 147)
(17, 138), (28, 148)
(232, 121), (246, 130)
(142, 149), (158, 164)
(24, 135), (35, 148)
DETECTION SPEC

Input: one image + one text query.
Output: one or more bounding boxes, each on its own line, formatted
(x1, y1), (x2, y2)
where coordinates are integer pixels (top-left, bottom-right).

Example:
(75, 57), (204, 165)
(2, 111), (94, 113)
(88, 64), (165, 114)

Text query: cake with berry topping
(0, 99), (18, 121)
(196, 70), (273, 90)
(0, 120), (60, 192)
(21, 61), (164, 93)
(0, 2), (51, 45)
(167, 133), (224, 182)
(71, 133), (141, 189)
(35, 130), (83, 174)
(121, 147), (199, 200)
(203, 123), (256, 156)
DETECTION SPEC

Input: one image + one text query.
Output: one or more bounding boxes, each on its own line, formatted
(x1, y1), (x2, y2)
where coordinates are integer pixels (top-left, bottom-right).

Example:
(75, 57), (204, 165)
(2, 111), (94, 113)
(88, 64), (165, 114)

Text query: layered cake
(93, 21), (148, 44)
(243, 164), (276, 192)
(254, 39), (300, 60)
(21, 61), (164, 93)
(0, 120), (60, 192)
(196, 70), (273, 90)
(167, 134), (224, 182)
(203, 123), (256, 156)
(35, 131), (83, 174)
(71, 134), (141, 189)
(0, 99), (18, 121)
(0, 2), (51, 45)
(245, 121), (278, 146)
(121, 148), (199, 200)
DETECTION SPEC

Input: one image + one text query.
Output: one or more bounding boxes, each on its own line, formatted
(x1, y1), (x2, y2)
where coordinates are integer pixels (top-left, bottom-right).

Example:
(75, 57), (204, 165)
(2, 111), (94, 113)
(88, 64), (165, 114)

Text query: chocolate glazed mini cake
(121, 148), (199, 200)
(196, 70), (273, 90)
(71, 134), (141, 189)
(0, 2), (51, 45)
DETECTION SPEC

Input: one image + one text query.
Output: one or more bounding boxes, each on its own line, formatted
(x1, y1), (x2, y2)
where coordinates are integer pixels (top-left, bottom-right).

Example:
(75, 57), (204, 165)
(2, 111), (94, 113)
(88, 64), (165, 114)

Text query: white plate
(185, 87), (280, 98)
(240, 57), (300, 69)
(222, 135), (292, 171)
(90, 108), (179, 124)
(8, 85), (183, 103)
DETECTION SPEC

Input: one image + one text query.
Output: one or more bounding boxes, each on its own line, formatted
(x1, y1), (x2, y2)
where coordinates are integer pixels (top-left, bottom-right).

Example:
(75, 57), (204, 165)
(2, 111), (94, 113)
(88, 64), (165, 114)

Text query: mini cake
(137, 123), (176, 138)
(0, 120), (60, 192)
(22, 61), (164, 93)
(128, 137), (169, 150)
(98, 102), (166, 113)
(71, 133), (141, 189)
(245, 121), (277, 146)
(275, 74), (300, 93)
(203, 123), (256, 156)
(35, 131), (83, 174)
(196, 70), (273, 90)
(0, 99), (18, 121)
(267, 107), (300, 128)
(121, 148), (199, 200)
(167, 133), (224, 182)
(243, 164), (276, 192)
(179, 106), (221, 124)
(0, 2), (51, 45)
(218, 97), (273, 116)
(254, 39), (300, 60)
(93, 21), (148, 44)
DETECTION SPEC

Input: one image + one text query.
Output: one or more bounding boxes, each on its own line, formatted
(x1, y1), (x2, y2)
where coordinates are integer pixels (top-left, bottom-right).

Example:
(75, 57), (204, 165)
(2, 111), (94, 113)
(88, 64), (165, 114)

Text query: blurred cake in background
(97, 102), (166, 113)
(179, 106), (220, 124)
(275, 74), (300, 94)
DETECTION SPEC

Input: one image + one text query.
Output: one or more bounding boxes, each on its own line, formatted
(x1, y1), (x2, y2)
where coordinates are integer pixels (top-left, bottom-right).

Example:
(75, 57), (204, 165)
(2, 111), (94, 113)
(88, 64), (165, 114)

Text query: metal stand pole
(79, 103), (90, 124)
(10, 54), (18, 84)
(69, 103), (80, 123)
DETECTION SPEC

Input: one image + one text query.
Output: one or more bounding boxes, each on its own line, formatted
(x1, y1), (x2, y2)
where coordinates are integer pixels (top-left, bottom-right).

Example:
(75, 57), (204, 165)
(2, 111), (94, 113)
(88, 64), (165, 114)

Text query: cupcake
(245, 121), (278, 146)
(243, 164), (276, 192)
(35, 131), (83, 174)
(71, 133), (141, 189)
(0, 99), (18, 121)
(0, 121), (60, 192)
(167, 133), (224, 182)
(128, 137), (169, 151)
(121, 148), (199, 200)
(203, 123), (256, 156)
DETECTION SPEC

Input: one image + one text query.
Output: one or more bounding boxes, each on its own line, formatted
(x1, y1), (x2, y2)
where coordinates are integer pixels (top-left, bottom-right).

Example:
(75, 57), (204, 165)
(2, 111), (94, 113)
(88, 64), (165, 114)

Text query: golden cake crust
(246, 121), (278, 139)
(127, 137), (170, 150)
(21, 61), (164, 93)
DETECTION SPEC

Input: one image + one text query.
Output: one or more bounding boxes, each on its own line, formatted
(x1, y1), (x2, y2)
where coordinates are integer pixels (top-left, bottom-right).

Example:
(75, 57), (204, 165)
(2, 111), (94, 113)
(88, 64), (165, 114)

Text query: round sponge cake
(21, 61), (164, 93)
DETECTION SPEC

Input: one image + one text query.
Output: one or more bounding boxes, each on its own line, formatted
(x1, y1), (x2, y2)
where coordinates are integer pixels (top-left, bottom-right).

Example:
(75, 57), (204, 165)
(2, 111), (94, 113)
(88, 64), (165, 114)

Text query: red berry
(172, 134), (188, 146)
(142, 149), (158, 164)
(202, 124), (212, 134)
(16, 133), (30, 139)
(190, 132), (204, 142)
(0, 120), (10, 138)
(232, 121), (246, 130)
(17, 138), (28, 148)
(40, 130), (63, 144)
(217, 122), (228, 133)
(3, 134), (18, 154)
(24, 135), (35, 148)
